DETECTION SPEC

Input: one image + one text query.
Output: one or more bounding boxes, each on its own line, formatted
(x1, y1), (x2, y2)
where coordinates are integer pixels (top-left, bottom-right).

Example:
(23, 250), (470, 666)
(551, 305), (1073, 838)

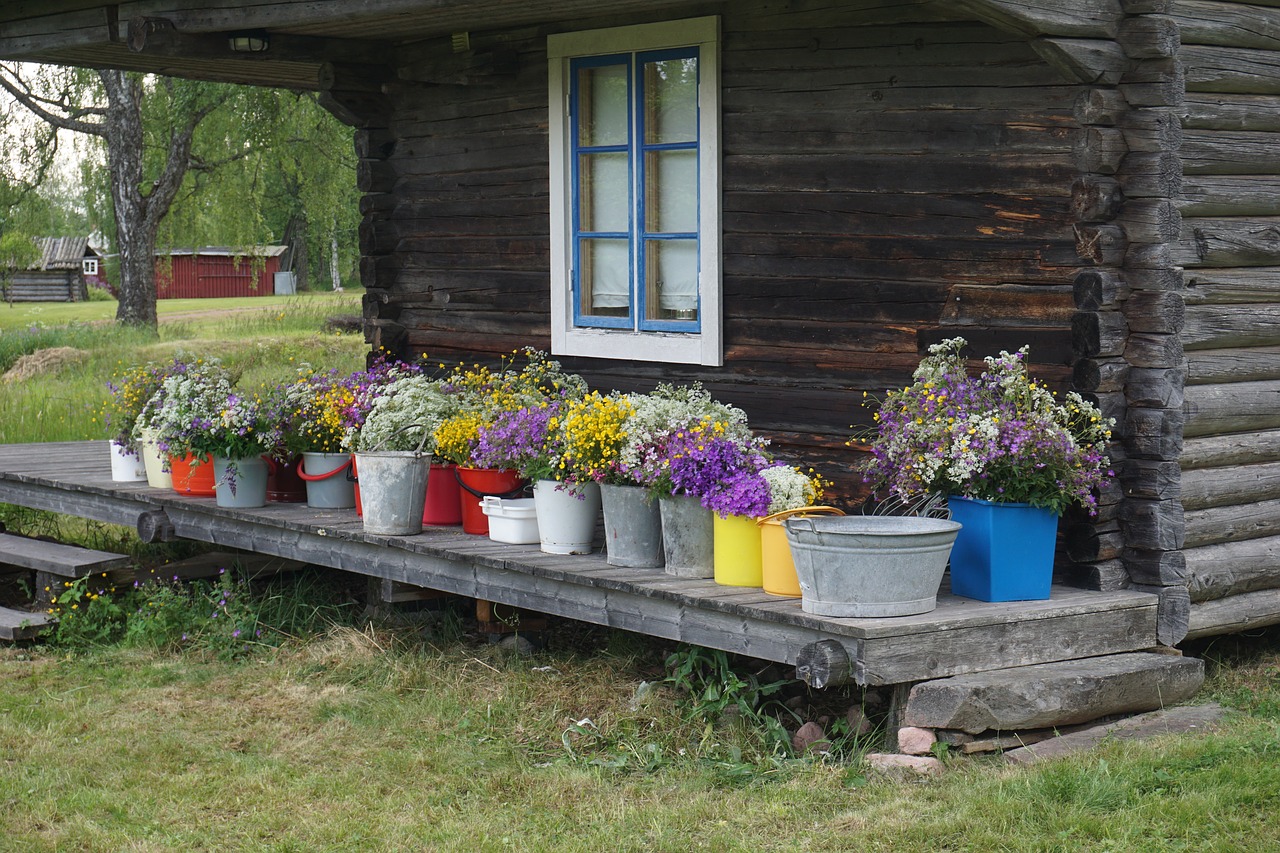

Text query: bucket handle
(758, 505), (844, 528)
(454, 467), (529, 500)
(297, 455), (352, 482)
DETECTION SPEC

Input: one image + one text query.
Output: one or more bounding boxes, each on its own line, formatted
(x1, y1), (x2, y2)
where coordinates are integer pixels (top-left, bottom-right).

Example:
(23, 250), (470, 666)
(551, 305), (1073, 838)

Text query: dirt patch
(3, 346), (88, 383)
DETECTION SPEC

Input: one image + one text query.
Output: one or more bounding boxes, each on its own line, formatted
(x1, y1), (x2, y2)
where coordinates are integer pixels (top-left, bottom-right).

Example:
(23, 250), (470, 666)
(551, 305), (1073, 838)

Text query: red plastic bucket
(265, 455), (308, 503)
(424, 462), (463, 525)
(455, 467), (526, 535)
(170, 453), (216, 497)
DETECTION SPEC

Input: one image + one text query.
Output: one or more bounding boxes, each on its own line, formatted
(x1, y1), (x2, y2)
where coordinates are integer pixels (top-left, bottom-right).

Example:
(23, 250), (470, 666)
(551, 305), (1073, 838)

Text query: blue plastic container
(947, 496), (1059, 602)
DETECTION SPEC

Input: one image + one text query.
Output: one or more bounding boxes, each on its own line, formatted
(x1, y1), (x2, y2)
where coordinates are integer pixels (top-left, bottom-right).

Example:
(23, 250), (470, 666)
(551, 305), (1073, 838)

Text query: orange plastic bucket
(170, 453), (216, 497)
(759, 506), (845, 597)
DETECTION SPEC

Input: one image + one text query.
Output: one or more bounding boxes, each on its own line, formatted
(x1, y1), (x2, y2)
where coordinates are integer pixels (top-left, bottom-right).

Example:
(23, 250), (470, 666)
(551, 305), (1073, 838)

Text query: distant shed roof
(157, 246), (288, 258)
(34, 236), (99, 271)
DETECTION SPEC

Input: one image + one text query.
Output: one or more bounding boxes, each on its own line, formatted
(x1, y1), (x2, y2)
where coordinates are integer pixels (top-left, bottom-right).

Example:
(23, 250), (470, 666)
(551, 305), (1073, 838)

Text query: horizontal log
(1032, 37), (1128, 85)
(1124, 332), (1183, 369)
(1174, 0), (1280, 52)
(1074, 357), (1129, 393)
(1183, 92), (1280, 132)
(1185, 533), (1280, 602)
(1120, 108), (1184, 153)
(1185, 498), (1280, 551)
(1181, 129), (1280, 175)
(1184, 267), (1280, 304)
(1077, 127), (1128, 175)
(1124, 406), (1184, 460)
(1118, 14), (1179, 59)
(1183, 44), (1280, 95)
(1086, 389), (1128, 425)
(1075, 87), (1128, 126)
(1119, 498), (1185, 550)
(1125, 291), (1185, 334)
(1123, 547), (1187, 587)
(1183, 379), (1280, 438)
(1117, 199), (1182, 244)
(1185, 346), (1280, 385)
(1120, 459), (1180, 500)
(1126, 366), (1186, 408)
(1183, 304), (1280, 350)
(1126, 583), (1189, 645)
(1074, 268), (1128, 309)
(1181, 175), (1280, 217)
(939, 284), (1075, 327)
(1065, 520), (1123, 562)
(1061, 558), (1131, 592)
(1127, 267), (1183, 292)
(1075, 223), (1128, 265)
(1125, 242), (1175, 270)
(1177, 218), (1280, 268)
(356, 158), (397, 194)
(1181, 459), (1280, 510)
(1181, 428), (1280, 470)
(1117, 152), (1183, 198)
(1119, 58), (1186, 107)
(950, 0), (1123, 39)
(1120, 0), (1171, 14)
(1073, 310), (1128, 357)
(1071, 177), (1125, 222)
(1186, 586), (1280, 639)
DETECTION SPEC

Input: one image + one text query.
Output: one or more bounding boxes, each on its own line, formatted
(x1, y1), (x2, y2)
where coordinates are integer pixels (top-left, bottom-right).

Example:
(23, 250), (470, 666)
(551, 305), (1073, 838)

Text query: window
(549, 17), (721, 366)
(82, 258), (98, 277)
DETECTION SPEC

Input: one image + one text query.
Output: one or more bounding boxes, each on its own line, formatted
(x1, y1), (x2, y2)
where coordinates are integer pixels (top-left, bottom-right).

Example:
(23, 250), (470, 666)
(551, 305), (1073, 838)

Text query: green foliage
(664, 645), (797, 756)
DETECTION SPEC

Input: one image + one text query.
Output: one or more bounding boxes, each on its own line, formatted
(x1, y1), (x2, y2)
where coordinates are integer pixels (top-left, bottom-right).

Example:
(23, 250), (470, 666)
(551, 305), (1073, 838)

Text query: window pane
(644, 150), (697, 234)
(577, 63), (628, 147)
(644, 56), (697, 145)
(578, 153), (629, 233)
(645, 239), (698, 320)
(580, 238), (630, 316)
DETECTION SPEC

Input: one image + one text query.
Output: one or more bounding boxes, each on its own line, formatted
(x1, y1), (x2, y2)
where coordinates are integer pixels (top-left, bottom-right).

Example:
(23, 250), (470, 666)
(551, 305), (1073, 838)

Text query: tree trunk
(100, 70), (158, 329)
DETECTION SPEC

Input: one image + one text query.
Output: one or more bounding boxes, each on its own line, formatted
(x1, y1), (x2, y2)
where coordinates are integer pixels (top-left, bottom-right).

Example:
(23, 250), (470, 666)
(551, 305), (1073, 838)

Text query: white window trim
(82, 258), (98, 276)
(548, 16), (722, 366)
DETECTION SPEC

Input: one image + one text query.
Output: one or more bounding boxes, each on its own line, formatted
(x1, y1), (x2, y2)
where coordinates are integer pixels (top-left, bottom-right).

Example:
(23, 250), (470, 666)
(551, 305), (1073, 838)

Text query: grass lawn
(2, 295), (1280, 849)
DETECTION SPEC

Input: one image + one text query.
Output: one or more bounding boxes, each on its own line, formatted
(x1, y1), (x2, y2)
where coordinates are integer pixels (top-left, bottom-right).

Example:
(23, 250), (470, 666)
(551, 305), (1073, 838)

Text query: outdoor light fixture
(228, 30), (269, 53)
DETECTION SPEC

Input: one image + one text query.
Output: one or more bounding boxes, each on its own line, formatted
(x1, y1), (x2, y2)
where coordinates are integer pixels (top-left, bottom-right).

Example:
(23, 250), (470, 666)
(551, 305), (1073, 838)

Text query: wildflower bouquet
(353, 373), (455, 454)
(103, 361), (178, 451)
(860, 337), (1114, 516)
(338, 354), (423, 449)
(665, 427), (772, 519)
(136, 357), (238, 458)
(471, 399), (564, 481)
(204, 391), (278, 461)
(761, 464), (828, 514)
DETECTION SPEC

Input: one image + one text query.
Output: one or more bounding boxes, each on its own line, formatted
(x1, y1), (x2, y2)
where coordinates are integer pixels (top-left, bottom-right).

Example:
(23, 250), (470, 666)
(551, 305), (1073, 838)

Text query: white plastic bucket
(482, 496), (539, 544)
(109, 441), (147, 482)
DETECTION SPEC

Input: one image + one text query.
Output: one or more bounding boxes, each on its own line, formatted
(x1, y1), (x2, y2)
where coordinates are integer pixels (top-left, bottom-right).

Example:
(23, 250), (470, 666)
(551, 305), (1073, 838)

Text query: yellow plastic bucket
(759, 507), (845, 597)
(713, 513), (764, 587)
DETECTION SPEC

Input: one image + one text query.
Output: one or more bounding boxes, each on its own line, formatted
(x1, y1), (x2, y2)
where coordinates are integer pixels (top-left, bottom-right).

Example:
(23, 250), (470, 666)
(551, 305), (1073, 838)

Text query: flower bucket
(139, 427), (172, 489)
(713, 513), (763, 588)
(482, 496), (539, 544)
(456, 467), (526, 535)
(600, 483), (664, 569)
(265, 455), (308, 503)
(533, 479), (600, 555)
(212, 455), (269, 509)
(424, 462), (463, 525)
(759, 506), (844, 597)
(355, 451), (430, 536)
(947, 496), (1058, 602)
(170, 453), (215, 497)
(659, 494), (714, 579)
(783, 515), (961, 617)
(109, 441), (147, 482)
(298, 452), (356, 509)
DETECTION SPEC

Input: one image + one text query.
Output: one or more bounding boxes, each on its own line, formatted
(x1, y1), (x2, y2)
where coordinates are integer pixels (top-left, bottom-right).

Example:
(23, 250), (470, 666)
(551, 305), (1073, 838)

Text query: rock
(864, 753), (944, 779)
(936, 729), (975, 747)
(897, 726), (937, 755)
(903, 652), (1205, 734)
(792, 721), (830, 755)
(846, 705), (873, 737)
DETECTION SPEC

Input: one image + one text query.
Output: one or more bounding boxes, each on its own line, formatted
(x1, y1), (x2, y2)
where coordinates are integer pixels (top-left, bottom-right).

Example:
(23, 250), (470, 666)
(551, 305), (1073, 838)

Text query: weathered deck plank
(0, 441), (1159, 684)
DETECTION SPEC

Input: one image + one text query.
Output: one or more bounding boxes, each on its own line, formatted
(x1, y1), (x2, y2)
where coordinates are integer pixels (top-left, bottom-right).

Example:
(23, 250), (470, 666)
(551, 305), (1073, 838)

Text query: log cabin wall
(1171, 0), (1280, 641)
(351, 0), (1087, 482)
(341, 0), (1126, 589)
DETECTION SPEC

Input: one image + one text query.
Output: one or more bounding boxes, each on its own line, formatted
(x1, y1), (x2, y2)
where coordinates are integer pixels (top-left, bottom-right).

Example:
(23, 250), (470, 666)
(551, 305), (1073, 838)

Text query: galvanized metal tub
(783, 515), (962, 617)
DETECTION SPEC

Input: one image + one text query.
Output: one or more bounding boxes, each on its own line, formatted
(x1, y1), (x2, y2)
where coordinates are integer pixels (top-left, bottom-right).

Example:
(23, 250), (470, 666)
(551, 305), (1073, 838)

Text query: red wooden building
(154, 246), (286, 299)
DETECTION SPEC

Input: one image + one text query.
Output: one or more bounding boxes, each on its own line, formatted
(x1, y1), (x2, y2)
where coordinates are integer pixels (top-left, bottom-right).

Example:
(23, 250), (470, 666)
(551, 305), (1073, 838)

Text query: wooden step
(0, 532), (132, 578)
(0, 605), (55, 641)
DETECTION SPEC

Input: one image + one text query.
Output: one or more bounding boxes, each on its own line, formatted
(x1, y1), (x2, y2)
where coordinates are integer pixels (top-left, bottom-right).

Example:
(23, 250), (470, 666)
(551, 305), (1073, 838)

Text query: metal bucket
(353, 451), (430, 536)
(600, 483), (664, 568)
(659, 494), (714, 578)
(783, 515), (961, 617)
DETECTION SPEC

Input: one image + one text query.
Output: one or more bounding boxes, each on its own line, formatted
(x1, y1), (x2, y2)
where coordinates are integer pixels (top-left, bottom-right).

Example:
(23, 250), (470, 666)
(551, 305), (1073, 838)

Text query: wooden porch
(0, 441), (1159, 687)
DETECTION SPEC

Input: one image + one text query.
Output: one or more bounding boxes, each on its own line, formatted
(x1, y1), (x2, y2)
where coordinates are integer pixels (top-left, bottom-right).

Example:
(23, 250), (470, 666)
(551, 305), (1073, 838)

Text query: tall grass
(0, 294), (367, 445)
